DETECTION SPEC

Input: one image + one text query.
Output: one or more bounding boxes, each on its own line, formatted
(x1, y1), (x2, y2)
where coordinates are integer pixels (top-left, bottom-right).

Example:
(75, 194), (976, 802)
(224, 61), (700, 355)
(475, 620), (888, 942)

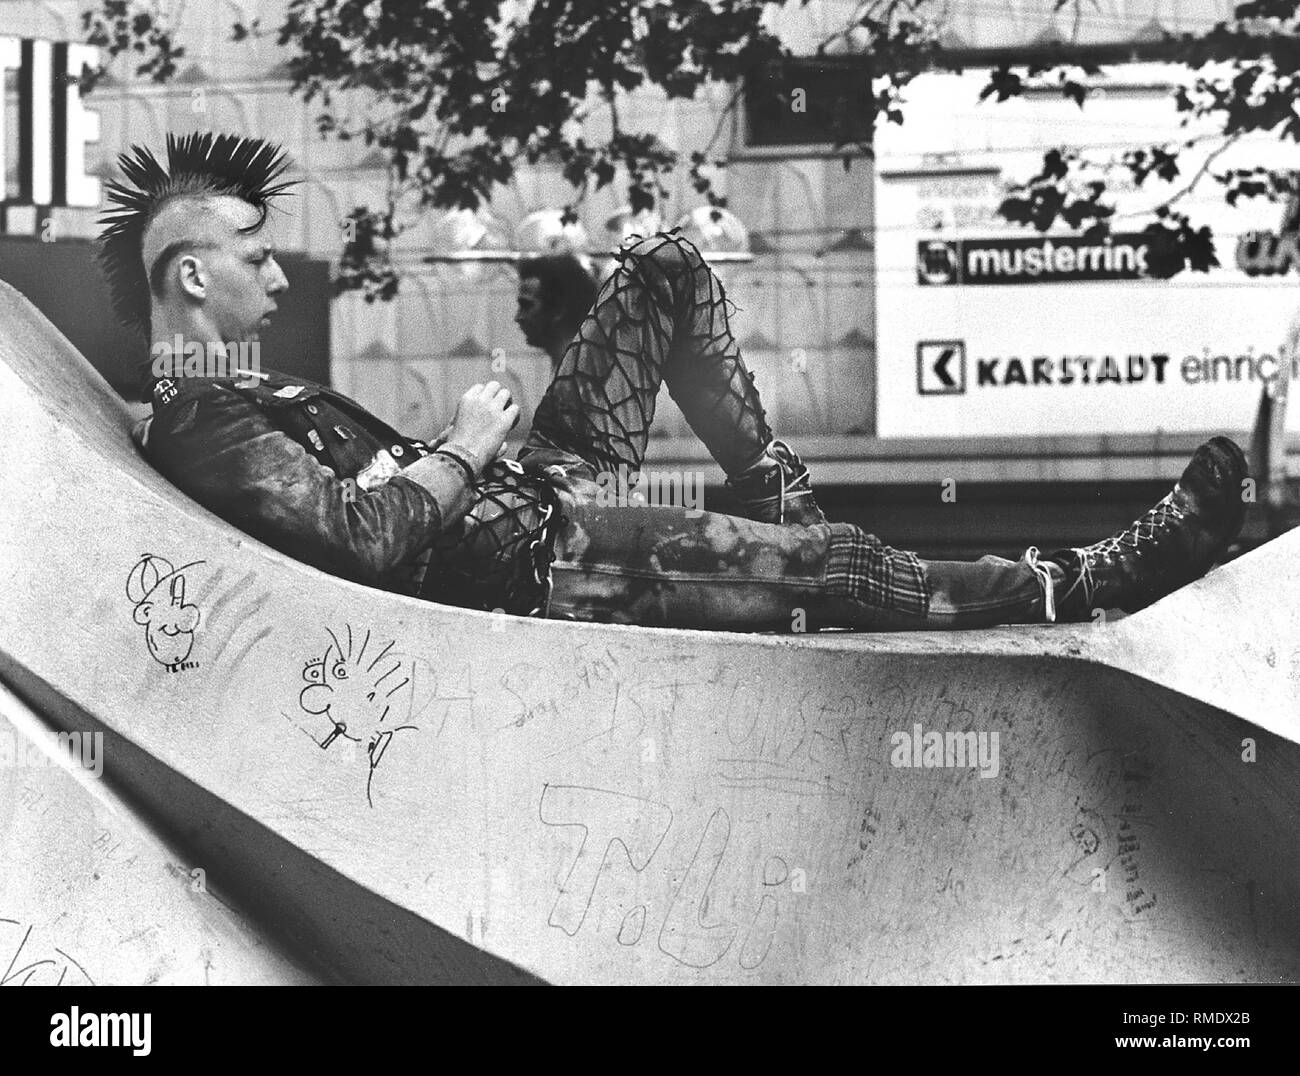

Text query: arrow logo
(917, 340), (966, 396)
(933, 347), (957, 388)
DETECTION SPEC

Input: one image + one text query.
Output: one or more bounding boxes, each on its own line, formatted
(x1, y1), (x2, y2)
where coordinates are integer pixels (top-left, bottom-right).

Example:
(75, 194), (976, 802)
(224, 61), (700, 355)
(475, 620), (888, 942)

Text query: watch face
(918, 240), (959, 285)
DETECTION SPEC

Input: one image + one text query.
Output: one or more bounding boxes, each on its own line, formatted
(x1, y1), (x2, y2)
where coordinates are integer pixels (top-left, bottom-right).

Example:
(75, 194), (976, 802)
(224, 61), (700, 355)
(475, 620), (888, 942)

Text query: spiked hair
(98, 132), (296, 336)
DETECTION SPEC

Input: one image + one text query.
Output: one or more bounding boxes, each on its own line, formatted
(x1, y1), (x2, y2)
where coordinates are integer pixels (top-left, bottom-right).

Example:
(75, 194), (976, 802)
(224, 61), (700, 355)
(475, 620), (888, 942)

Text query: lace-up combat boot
(1050, 436), (1248, 620)
(725, 439), (828, 526)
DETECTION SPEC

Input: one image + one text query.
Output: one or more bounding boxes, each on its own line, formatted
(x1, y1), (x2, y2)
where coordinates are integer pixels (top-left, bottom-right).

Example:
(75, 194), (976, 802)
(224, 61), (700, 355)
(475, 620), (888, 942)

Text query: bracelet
(433, 447), (477, 485)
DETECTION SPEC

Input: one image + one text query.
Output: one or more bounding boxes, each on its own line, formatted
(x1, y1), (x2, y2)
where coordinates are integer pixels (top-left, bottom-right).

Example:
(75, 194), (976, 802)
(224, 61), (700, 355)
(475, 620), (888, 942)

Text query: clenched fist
(447, 381), (520, 470)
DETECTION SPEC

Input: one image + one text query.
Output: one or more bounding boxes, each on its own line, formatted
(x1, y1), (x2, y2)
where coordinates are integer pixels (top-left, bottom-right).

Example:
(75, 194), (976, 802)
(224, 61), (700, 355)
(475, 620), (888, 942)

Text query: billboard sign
(873, 67), (1300, 439)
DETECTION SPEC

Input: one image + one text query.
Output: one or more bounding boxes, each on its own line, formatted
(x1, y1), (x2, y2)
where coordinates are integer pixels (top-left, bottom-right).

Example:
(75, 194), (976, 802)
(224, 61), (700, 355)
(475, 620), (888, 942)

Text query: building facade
(5, 0), (1285, 504)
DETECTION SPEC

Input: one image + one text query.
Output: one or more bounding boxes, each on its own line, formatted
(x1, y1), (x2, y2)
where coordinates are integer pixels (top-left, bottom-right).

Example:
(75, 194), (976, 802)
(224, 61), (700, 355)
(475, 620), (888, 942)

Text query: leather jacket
(134, 370), (485, 596)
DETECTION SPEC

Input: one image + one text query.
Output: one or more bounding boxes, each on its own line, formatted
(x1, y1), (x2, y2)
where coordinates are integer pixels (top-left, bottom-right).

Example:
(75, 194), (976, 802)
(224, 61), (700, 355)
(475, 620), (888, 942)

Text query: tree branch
(1158, 132), (1243, 213)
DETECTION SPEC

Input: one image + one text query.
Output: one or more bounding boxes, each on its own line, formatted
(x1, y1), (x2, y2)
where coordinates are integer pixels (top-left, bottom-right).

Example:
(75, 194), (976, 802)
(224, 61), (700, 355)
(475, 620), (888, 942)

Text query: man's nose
(266, 257), (290, 294)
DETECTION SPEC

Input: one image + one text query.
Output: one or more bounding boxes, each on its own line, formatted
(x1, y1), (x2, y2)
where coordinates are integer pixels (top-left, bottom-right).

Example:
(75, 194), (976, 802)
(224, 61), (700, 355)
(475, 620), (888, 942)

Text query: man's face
(196, 198), (289, 344)
(515, 276), (551, 348)
(145, 194), (289, 344)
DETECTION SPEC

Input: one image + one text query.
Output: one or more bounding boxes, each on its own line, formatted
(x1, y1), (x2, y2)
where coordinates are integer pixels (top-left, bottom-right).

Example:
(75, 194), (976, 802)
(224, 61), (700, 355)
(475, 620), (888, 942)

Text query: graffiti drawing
(292, 625), (423, 806)
(125, 554), (204, 671)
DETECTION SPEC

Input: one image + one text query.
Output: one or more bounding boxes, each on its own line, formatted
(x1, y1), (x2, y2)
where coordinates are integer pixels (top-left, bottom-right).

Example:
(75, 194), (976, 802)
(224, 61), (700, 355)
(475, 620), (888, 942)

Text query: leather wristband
(433, 444), (478, 485)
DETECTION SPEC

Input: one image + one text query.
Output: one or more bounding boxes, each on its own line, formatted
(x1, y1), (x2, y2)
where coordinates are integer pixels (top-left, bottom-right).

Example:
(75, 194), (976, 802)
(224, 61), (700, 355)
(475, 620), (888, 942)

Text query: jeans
(524, 461), (1052, 631)
(502, 233), (1055, 630)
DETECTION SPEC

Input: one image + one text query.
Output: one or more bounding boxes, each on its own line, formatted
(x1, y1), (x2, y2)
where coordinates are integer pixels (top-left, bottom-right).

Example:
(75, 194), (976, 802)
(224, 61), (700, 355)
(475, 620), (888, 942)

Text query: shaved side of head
(142, 194), (262, 303)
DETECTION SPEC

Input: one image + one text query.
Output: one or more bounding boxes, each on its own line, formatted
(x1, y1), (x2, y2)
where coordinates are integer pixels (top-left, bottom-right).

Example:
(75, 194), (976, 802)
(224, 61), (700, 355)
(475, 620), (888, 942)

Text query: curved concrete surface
(1, 277), (1298, 983)
(0, 682), (318, 984)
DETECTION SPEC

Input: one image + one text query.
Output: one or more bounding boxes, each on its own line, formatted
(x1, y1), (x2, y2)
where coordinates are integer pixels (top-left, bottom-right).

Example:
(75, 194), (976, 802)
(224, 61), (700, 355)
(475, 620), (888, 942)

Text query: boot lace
(1093, 490), (1187, 556)
(733, 436), (811, 522)
(1070, 488), (1188, 607)
(766, 439), (813, 521)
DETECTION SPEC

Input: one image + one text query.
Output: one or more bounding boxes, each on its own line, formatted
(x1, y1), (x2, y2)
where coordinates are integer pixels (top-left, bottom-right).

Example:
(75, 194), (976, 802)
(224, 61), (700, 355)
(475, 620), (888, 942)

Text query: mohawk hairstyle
(98, 132), (296, 337)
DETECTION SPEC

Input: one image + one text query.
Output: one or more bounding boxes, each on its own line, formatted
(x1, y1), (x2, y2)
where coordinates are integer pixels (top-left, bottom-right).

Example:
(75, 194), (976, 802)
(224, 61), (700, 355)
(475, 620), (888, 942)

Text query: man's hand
(429, 421), (509, 460)
(447, 381), (520, 470)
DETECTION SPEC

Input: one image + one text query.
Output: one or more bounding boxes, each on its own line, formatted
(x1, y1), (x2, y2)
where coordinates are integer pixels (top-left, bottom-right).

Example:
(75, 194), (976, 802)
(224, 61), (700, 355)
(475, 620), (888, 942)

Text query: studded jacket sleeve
(142, 380), (480, 588)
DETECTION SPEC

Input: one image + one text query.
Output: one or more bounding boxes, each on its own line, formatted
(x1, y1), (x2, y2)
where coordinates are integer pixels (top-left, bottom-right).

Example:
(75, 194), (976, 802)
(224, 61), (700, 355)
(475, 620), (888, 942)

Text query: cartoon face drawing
(126, 555), (203, 668)
(299, 628), (409, 752)
(297, 627), (420, 807)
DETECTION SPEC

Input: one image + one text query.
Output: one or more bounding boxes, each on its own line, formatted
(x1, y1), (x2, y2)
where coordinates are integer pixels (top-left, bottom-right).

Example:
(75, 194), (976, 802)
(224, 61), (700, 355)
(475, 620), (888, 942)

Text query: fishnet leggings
(521, 232), (774, 476)
(424, 233), (778, 616)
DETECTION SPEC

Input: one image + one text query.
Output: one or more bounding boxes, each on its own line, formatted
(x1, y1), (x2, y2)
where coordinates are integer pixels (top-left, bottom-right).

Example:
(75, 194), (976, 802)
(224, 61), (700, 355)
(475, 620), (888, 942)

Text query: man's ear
(546, 298), (567, 331)
(175, 253), (207, 301)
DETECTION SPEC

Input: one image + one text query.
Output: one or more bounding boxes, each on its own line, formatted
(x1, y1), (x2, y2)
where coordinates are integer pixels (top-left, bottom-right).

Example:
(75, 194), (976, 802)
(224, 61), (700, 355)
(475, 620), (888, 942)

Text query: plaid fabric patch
(825, 526), (929, 618)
